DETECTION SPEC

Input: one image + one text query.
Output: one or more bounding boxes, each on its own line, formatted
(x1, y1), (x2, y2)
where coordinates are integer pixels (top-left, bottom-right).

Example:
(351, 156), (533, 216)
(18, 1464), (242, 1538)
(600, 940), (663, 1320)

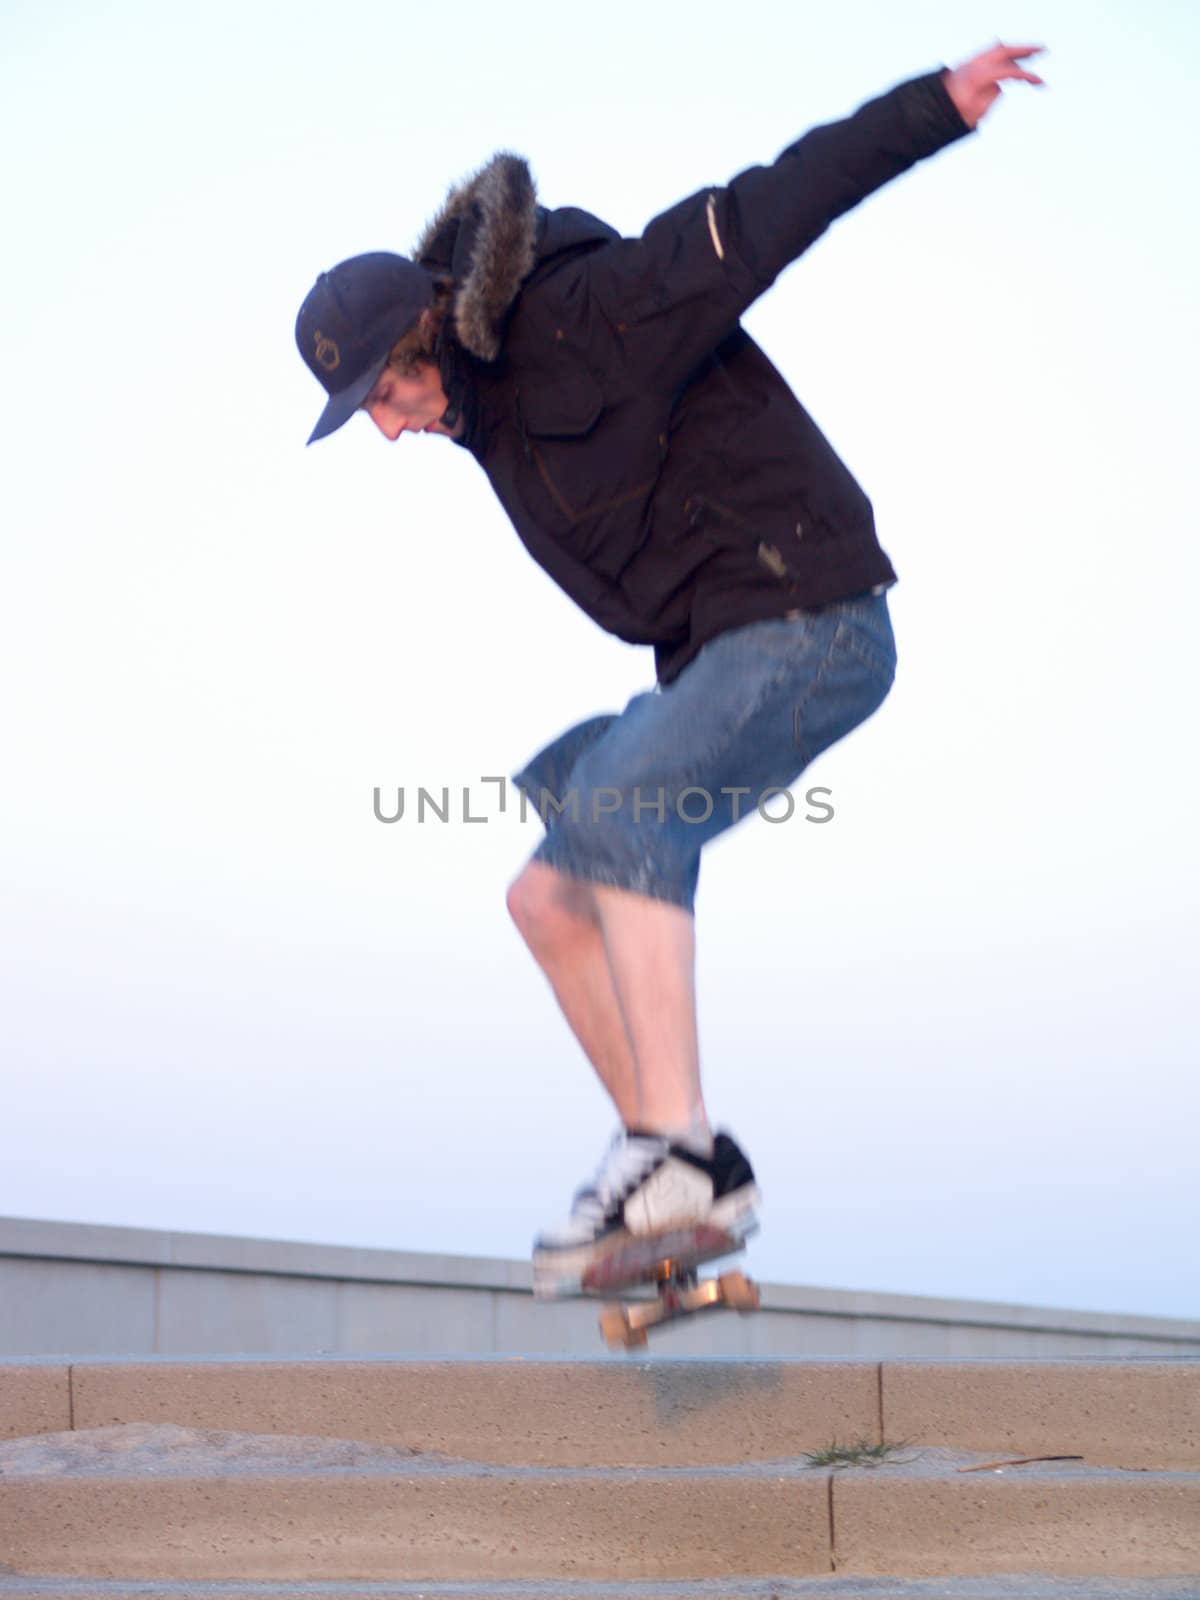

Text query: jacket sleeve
(582, 69), (974, 391)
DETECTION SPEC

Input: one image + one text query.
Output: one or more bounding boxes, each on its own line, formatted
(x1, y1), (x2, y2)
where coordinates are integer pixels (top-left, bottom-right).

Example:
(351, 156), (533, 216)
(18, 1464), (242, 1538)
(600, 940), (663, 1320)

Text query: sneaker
(532, 1125), (761, 1298)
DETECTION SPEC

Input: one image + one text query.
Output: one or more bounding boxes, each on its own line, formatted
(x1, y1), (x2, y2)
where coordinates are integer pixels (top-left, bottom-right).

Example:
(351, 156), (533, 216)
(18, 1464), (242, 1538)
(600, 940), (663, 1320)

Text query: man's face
(362, 361), (460, 441)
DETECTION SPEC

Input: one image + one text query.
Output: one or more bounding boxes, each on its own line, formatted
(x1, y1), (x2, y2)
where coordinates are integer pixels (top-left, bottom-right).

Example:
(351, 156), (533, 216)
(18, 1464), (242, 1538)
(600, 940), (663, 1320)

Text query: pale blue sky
(2, 0), (1197, 1322)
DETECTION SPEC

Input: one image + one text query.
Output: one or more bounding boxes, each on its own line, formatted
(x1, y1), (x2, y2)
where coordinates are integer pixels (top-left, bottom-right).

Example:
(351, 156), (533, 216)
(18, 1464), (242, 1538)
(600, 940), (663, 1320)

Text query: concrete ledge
(0, 1216), (530, 1293)
(0, 1364), (69, 1440)
(882, 1359), (1200, 1469)
(833, 1467), (1200, 1577)
(67, 1357), (879, 1467)
(8, 1357), (1182, 1469)
(5, 1216), (1199, 1360)
(0, 1427), (1196, 1582)
(0, 1468), (827, 1582)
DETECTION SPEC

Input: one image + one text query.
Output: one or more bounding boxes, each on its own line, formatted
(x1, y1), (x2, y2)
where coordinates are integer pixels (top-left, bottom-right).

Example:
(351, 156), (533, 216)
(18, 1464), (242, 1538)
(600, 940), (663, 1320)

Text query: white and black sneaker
(532, 1125), (761, 1298)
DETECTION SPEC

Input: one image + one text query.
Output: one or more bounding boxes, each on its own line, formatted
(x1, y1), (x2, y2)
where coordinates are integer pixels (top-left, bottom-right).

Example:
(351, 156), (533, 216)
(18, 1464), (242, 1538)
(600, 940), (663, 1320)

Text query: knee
(505, 870), (537, 937)
(506, 862), (593, 950)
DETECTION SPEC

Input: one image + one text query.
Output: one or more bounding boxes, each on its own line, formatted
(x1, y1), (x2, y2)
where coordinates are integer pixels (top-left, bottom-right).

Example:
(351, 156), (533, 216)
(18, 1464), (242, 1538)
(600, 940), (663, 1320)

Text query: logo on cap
(313, 330), (340, 373)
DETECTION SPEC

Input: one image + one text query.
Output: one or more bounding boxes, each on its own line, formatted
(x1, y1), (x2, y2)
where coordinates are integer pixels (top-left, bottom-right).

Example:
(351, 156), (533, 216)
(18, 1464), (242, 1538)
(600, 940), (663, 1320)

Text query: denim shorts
(511, 590), (897, 914)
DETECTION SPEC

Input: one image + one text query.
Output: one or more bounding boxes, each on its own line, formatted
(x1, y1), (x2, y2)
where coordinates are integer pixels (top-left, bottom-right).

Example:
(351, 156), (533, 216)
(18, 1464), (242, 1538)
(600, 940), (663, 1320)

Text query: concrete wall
(2, 1214), (1198, 1359)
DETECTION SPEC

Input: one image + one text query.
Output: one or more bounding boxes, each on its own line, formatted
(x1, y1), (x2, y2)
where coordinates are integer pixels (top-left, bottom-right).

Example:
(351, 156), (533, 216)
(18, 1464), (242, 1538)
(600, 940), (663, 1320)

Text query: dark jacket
(416, 69), (973, 684)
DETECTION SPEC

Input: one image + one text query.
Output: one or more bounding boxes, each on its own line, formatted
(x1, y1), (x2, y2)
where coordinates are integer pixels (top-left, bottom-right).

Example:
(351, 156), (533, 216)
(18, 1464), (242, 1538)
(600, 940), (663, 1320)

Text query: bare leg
(507, 861), (710, 1140)
(507, 862), (640, 1124)
(590, 882), (708, 1135)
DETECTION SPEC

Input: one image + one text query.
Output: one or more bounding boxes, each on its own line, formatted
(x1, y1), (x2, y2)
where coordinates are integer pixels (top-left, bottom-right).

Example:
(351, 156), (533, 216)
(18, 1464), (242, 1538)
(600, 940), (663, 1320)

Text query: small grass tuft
(801, 1436), (917, 1469)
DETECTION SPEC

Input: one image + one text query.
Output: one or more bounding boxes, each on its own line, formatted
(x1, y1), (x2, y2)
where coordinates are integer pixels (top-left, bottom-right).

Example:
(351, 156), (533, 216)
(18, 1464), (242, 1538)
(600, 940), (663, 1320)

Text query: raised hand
(943, 41), (1048, 129)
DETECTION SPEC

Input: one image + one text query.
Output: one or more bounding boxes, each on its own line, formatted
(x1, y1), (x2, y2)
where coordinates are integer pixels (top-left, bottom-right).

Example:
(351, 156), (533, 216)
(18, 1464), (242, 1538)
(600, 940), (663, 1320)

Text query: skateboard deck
(582, 1222), (760, 1348)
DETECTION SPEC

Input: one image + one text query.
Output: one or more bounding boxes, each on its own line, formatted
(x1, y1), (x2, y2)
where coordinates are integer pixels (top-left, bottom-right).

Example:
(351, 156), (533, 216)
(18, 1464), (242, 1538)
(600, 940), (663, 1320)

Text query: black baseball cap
(296, 252), (436, 444)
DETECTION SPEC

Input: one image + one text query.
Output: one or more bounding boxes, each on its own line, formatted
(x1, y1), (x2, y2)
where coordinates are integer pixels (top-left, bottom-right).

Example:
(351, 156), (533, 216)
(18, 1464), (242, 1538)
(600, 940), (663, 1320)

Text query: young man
(296, 44), (1046, 1297)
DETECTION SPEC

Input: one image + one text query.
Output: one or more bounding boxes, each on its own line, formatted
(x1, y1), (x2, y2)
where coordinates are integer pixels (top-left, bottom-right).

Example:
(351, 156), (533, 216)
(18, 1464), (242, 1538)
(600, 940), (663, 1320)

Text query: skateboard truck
(583, 1223), (760, 1349)
(599, 1262), (760, 1349)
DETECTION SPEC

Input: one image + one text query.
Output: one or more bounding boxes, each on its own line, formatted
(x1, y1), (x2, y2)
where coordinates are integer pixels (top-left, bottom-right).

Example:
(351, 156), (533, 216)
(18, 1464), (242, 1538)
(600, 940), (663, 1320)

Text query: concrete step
(3, 1359), (1197, 1469)
(2, 1579), (1199, 1599)
(0, 1425), (1196, 1582)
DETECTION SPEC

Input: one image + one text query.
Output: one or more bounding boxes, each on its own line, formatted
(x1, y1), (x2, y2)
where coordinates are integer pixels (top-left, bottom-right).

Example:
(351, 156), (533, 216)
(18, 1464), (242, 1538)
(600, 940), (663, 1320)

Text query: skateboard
(582, 1221), (760, 1348)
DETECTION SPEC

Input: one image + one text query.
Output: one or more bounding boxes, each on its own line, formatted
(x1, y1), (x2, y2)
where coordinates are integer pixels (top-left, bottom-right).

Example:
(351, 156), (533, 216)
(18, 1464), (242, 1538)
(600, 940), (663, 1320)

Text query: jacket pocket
(519, 372), (604, 441)
(516, 376), (662, 580)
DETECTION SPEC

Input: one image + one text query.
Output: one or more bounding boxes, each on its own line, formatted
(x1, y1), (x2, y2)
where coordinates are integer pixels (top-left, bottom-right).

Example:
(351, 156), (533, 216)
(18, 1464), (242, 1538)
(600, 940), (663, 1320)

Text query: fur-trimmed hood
(389, 69), (964, 692)
(413, 153), (539, 362)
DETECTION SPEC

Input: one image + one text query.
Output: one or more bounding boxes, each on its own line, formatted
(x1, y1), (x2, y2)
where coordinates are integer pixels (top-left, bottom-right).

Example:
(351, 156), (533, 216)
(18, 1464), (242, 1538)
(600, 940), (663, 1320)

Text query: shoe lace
(570, 1129), (664, 1224)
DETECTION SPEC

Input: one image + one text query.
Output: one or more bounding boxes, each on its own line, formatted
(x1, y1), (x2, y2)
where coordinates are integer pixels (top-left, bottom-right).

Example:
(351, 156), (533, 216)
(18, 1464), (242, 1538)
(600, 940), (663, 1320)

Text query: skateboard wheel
(717, 1270), (760, 1312)
(599, 1306), (633, 1349)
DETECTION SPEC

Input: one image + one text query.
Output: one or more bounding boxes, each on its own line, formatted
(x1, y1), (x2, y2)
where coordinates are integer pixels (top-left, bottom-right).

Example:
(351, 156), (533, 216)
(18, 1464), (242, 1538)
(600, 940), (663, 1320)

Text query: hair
(386, 278), (456, 375)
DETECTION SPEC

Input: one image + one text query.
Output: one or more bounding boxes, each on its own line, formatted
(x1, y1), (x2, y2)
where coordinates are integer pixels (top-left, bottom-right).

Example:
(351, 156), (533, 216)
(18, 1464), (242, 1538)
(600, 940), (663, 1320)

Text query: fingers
(986, 41), (1048, 85)
(992, 41), (1048, 60)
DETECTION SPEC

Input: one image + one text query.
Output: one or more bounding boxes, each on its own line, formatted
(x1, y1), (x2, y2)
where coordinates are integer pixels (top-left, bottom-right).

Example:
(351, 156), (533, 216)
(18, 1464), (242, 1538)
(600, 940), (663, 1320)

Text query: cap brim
(306, 351), (391, 445)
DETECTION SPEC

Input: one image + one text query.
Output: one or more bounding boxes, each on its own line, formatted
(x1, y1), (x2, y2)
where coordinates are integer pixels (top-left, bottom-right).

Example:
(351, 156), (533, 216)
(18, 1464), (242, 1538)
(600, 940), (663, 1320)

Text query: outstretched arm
(583, 45), (1047, 393)
(943, 41), (1047, 129)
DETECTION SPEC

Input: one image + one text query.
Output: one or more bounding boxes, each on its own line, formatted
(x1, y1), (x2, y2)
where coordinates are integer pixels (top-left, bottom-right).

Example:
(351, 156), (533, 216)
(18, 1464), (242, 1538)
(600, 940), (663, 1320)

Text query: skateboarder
(296, 44), (1046, 1297)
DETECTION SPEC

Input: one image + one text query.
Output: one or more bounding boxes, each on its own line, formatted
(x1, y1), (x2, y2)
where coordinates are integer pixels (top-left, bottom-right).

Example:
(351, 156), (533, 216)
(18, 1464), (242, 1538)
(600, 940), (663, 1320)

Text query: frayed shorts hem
(529, 838), (697, 914)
